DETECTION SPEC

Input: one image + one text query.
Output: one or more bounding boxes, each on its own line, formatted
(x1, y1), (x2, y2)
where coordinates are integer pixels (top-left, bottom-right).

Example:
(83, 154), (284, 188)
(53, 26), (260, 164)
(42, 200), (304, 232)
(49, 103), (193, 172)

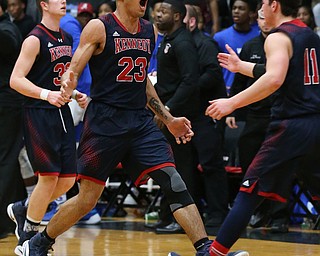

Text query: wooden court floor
(1, 214), (320, 256)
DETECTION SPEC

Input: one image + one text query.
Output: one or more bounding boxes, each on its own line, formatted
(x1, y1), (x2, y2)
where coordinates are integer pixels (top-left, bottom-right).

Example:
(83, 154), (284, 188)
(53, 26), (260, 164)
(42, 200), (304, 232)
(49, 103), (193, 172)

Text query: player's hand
(75, 92), (89, 109)
(166, 117), (194, 144)
(226, 116), (238, 129)
(47, 91), (69, 108)
(205, 98), (234, 120)
(217, 44), (241, 73)
(61, 71), (77, 100)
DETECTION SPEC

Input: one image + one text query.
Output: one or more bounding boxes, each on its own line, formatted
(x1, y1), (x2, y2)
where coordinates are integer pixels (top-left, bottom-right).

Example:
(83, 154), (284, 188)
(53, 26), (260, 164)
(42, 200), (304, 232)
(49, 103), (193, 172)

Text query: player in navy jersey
(8, 0), (87, 255)
(204, 0), (320, 255)
(21, 1), (212, 255)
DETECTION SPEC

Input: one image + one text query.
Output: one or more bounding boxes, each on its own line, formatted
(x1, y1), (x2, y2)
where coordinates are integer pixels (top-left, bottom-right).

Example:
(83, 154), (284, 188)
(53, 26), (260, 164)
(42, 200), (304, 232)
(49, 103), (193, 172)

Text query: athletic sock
(24, 217), (40, 232)
(42, 227), (55, 242)
(211, 192), (263, 255)
(194, 237), (209, 251)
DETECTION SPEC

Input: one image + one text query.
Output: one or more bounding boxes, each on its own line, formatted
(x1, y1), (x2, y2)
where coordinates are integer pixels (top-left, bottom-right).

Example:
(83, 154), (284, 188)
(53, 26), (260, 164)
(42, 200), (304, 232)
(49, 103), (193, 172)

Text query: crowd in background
(1, 0), (320, 241)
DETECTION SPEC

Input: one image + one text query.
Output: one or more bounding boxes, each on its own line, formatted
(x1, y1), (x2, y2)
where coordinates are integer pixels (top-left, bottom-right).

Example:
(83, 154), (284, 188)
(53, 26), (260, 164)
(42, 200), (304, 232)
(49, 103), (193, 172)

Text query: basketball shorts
(23, 106), (77, 177)
(77, 101), (175, 186)
(240, 115), (320, 202)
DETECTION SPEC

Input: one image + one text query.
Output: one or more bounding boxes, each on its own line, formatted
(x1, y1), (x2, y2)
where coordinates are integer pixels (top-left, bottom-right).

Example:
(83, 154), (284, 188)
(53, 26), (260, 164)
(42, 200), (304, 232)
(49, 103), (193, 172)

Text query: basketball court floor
(1, 210), (320, 256)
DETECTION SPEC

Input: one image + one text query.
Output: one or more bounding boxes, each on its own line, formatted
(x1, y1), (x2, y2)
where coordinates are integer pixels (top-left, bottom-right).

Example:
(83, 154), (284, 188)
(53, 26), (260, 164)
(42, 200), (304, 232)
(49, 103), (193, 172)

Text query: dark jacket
(191, 28), (227, 112)
(0, 14), (23, 107)
(155, 26), (200, 118)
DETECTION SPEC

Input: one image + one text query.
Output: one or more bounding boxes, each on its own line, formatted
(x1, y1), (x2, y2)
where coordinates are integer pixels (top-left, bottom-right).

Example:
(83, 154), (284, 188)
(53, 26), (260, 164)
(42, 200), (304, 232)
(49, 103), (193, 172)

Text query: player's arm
(146, 77), (194, 144)
(61, 19), (105, 97)
(206, 32), (292, 119)
(218, 44), (266, 78)
(10, 36), (66, 107)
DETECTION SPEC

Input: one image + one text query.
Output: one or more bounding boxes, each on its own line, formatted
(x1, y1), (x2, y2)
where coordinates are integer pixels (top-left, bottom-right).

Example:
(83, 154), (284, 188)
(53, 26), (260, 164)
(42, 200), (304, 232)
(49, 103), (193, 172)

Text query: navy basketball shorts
(77, 102), (175, 186)
(240, 115), (320, 202)
(23, 106), (77, 177)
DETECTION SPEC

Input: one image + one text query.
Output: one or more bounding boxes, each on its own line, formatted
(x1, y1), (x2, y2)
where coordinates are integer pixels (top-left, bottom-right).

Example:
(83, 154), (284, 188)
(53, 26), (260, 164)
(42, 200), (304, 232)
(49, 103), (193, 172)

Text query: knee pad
(149, 166), (194, 212)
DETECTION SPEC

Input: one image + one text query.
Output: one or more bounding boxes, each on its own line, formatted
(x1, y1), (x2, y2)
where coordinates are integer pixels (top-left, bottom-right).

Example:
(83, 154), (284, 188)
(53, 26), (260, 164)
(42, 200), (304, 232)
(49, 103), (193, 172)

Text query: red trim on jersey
(111, 13), (141, 34)
(257, 191), (287, 203)
(134, 162), (176, 186)
(77, 174), (106, 186)
(59, 173), (76, 178)
(37, 24), (63, 41)
(210, 240), (228, 256)
(287, 19), (308, 28)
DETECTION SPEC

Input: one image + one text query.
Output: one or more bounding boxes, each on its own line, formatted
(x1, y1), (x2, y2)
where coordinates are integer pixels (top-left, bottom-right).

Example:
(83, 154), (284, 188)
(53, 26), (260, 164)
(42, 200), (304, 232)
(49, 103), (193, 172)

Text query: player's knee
(153, 167), (194, 212)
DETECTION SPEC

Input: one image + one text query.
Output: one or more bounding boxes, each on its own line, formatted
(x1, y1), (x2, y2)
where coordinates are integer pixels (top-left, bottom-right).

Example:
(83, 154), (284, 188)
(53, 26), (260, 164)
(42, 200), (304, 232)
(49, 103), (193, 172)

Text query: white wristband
(72, 89), (79, 99)
(40, 89), (50, 101)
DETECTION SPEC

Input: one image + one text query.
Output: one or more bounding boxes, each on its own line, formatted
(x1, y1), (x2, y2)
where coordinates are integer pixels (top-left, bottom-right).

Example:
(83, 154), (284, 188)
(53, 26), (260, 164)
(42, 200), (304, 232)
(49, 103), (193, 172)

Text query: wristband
(253, 64), (266, 79)
(40, 89), (50, 101)
(72, 89), (79, 99)
(165, 105), (170, 112)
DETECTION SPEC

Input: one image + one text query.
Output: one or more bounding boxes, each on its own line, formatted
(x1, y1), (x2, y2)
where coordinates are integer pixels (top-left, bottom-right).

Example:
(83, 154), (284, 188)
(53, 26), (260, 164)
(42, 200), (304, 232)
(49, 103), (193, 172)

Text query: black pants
(0, 107), (26, 234)
(159, 115), (229, 222)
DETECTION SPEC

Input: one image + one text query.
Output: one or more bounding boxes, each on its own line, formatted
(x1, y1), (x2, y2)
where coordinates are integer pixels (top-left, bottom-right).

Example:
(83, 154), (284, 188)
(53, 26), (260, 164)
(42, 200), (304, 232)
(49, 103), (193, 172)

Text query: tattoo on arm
(149, 97), (168, 120)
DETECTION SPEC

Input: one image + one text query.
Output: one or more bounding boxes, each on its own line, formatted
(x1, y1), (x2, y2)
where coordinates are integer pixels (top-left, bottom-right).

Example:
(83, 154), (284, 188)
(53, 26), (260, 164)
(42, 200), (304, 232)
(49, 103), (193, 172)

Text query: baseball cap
(78, 2), (94, 16)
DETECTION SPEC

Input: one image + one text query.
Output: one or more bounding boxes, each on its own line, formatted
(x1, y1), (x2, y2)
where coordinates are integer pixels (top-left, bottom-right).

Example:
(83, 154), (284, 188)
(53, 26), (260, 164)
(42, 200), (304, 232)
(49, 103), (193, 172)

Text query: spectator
(153, 0), (202, 234)
(0, 0), (25, 240)
(96, 0), (116, 17)
(214, 0), (259, 95)
(147, 0), (164, 76)
(76, 2), (95, 27)
(183, 0), (220, 36)
(7, 0), (36, 38)
(297, 4), (316, 30)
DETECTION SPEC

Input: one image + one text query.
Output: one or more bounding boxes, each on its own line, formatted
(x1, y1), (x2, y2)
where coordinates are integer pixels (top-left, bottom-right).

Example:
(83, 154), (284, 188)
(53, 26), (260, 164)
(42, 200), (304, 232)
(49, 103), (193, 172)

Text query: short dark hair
(0, 0), (7, 12)
(233, 0), (258, 12)
(268, 0), (302, 17)
(163, 0), (187, 19)
(150, 0), (163, 9)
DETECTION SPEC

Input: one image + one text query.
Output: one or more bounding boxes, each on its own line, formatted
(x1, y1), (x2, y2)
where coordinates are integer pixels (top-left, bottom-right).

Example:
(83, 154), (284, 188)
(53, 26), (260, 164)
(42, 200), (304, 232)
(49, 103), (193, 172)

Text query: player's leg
(46, 179), (105, 238)
(148, 167), (208, 246)
(22, 179), (105, 256)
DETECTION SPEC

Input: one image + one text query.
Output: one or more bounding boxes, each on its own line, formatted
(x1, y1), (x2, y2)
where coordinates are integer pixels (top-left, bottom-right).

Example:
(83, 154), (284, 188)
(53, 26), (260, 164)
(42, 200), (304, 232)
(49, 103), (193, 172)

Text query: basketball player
(20, 0), (213, 255)
(8, 0), (87, 255)
(205, 0), (320, 255)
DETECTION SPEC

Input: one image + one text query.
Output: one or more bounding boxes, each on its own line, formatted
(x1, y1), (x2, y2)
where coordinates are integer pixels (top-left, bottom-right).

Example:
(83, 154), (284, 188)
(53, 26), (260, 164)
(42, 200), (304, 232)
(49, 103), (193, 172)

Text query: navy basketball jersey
(270, 19), (320, 119)
(89, 13), (155, 109)
(25, 23), (73, 108)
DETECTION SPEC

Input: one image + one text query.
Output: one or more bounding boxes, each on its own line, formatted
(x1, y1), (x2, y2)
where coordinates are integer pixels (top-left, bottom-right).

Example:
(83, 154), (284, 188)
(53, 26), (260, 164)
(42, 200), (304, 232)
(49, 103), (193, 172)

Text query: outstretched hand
(217, 44), (241, 73)
(166, 117), (194, 144)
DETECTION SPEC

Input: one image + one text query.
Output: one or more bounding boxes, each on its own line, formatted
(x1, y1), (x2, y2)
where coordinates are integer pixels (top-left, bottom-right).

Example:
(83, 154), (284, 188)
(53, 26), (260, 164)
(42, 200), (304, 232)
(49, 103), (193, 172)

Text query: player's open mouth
(140, 0), (147, 7)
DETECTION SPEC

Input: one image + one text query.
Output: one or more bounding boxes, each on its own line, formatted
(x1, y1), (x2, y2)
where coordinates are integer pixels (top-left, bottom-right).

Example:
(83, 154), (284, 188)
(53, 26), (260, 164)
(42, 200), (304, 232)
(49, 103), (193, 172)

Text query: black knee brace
(149, 166), (194, 212)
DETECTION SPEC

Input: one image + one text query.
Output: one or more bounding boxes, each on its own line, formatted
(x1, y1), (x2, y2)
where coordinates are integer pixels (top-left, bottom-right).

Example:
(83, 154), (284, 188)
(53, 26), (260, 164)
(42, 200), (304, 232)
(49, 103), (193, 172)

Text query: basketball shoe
(22, 232), (54, 256)
(7, 200), (27, 240)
